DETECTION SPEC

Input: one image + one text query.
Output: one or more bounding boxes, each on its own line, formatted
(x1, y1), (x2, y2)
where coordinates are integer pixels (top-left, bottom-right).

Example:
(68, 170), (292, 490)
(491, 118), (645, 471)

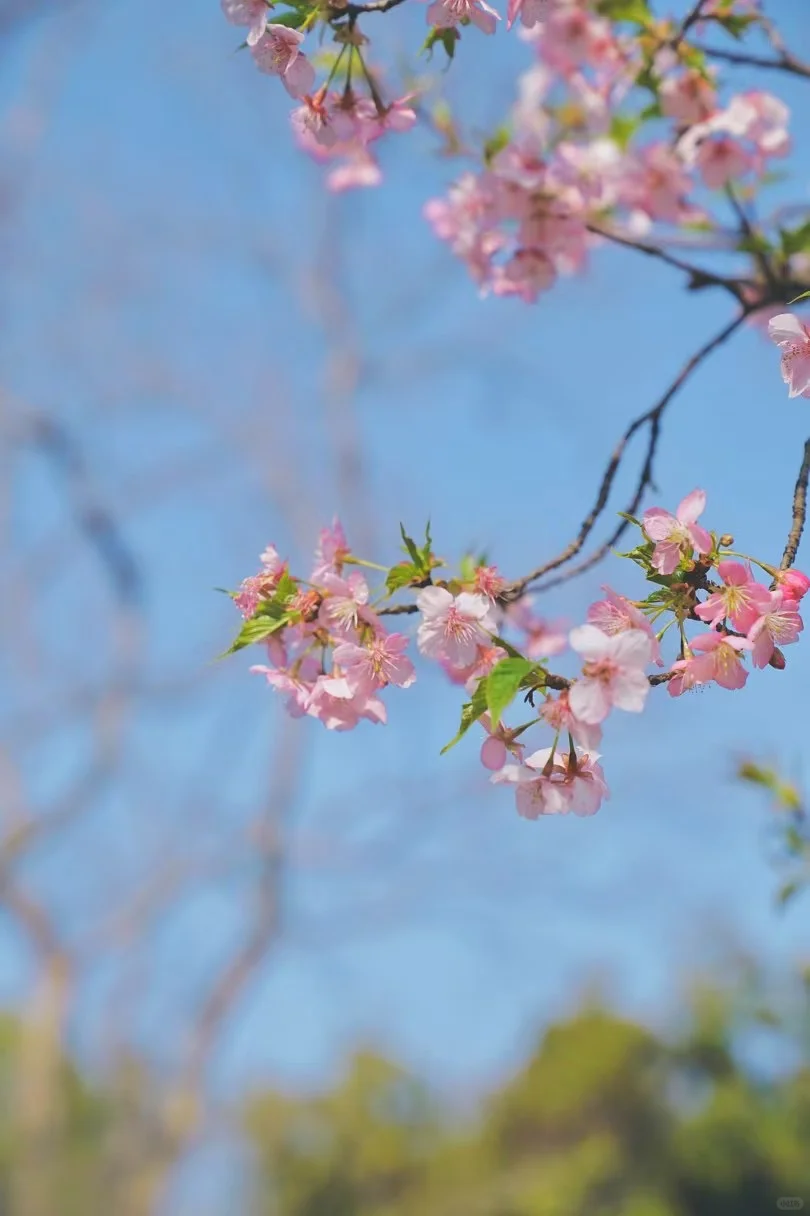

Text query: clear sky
(3, 0), (810, 1208)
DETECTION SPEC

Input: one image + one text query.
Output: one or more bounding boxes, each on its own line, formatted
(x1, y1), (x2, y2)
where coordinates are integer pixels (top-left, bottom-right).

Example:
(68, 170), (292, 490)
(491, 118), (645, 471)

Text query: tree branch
(778, 438), (810, 574)
(503, 309), (750, 600)
(586, 224), (747, 299)
(692, 42), (810, 81)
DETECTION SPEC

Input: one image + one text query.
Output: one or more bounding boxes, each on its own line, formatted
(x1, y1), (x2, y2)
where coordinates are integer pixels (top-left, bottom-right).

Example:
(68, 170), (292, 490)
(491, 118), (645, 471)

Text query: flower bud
(776, 569), (810, 603)
(719, 534), (734, 547)
(769, 647), (786, 670)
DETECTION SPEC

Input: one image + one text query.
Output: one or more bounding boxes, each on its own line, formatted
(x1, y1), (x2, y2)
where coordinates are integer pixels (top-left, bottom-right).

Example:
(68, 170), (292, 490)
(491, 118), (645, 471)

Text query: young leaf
(399, 523), (421, 566)
(386, 562), (422, 593)
(440, 680), (488, 754)
(220, 612), (290, 657)
(486, 657), (536, 729)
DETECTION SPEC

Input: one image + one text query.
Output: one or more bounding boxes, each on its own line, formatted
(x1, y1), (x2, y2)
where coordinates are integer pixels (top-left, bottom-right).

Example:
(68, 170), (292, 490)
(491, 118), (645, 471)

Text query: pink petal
(568, 679), (610, 725)
(676, 488), (706, 525)
(642, 508), (676, 541)
(768, 312), (808, 345)
(569, 624), (610, 661)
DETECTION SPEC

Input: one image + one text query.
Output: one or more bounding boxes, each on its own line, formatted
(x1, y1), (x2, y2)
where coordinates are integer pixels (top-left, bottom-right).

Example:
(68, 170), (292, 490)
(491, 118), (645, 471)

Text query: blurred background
(2, 0), (810, 1211)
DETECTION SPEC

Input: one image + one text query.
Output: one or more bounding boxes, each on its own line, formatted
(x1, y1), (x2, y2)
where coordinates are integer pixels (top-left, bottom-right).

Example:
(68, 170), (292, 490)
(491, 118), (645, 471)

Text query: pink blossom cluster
(221, 0), (416, 191)
(224, 497), (807, 822)
(425, 1), (791, 300)
(240, 521), (417, 730)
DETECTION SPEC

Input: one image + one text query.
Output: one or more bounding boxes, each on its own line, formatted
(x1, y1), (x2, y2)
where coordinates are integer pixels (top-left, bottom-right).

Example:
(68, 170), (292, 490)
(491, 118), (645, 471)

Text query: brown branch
(778, 438), (810, 574)
(586, 224), (748, 300)
(340, 0), (408, 14)
(503, 310), (749, 601)
(692, 42), (810, 80)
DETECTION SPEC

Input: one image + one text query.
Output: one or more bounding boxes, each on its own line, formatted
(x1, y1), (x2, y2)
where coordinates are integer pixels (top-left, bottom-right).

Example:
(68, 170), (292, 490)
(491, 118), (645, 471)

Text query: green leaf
(486, 658), (536, 729)
(788, 290), (810, 305)
(268, 7), (308, 26)
(779, 220), (810, 259)
(220, 612), (291, 657)
(609, 114), (641, 151)
(716, 11), (757, 39)
(596, 0), (650, 23)
(737, 232), (772, 257)
(491, 634), (527, 661)
(440, 679), (488, 755)
(421, 25), (459, 62)
(777, 878), (802, 908)
(638, 101), (662, 122)
(385, 562), (422, 593)
(399, 523), (421, 566)
(483, 126), (510, 165)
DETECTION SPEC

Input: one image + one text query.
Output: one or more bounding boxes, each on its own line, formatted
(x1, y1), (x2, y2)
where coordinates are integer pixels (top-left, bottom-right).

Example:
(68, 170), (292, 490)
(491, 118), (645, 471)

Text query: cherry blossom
(332, 633), (416, 695)
(251, 25), (315, 99)
(694, 560), (770, 631)
(492, 746), (609, 818)
(586, 586), (662, 666)
(643, 489), (712, 575)
(568, 625), (652, 724)
(426, 0), (500, 34)
(670, 632), (751, 694)
(768, 314), (810, 399)
(416, 587), (497, 668)
(747, 591), (803, 668)
(775, 569), (810, 602)
(221, 0), (270, 47)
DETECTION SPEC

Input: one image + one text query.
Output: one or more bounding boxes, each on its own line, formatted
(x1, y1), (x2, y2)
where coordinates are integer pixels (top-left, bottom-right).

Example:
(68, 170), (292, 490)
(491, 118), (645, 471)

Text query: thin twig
(778, 438), (810, 574)
(340, 0), (407, 15)
(586, 224), (747, 300)
(503, 310), (749, 601)
(692, 42), (810, 80)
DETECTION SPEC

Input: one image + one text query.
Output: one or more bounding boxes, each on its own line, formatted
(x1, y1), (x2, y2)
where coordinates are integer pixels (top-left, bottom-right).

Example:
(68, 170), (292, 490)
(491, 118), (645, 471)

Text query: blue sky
(4, 0), (810, 1203)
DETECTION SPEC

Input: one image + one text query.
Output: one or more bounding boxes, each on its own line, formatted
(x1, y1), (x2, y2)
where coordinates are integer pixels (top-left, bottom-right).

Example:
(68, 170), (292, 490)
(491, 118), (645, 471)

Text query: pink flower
(318, 571), (376, 639)
(332, 633), (416, 696)
(492, 248), (557, 303)
(473, 564), (507, 599)
(251, 655), (320, 716)
(416, 587), (497, 668)
(747, 590), (803, 668)
(477, 712), (525, 772)
(426, 0), (500, 34)
(493, 746), (609, 818)
(539, 689), (601, 751)
(586, 586), (663, 666)
(768, 313), (810, 399)
(694, 560), (771, 631)
(538, 5), (615, 72)
(506, 0), (547, 31)
(306, 675), (387, 730)
(775, 568), (810, 602)
(251, 25), (315, 99)
(660, 69), (716, 126)
(643, 489), (712, 575)
(568, 625), (652, 724)
(312, 518), (349, 579)
(694, 135), (752, 188)
(669, 631), (751, 695)
(221, 0), (270, 46)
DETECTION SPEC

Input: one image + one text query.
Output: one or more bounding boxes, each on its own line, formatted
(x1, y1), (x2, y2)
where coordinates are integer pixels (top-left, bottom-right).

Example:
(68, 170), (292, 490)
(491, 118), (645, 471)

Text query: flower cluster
(231, 521), (416, 730)
(425, 1), (794, 300)
(222, 0), (417, 190)
(222, 490), (807, 823)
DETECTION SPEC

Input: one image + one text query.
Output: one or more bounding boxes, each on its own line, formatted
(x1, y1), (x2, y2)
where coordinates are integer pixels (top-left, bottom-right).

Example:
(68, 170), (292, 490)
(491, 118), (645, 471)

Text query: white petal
(569, 624), (610, 661)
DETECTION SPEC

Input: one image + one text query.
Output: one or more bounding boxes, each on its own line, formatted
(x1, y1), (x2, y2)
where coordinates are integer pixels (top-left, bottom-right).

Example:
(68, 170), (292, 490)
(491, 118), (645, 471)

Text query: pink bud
(776, 569), (810, 602)
(768, 646), (786, 670)
(480, 736), (508, 771)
